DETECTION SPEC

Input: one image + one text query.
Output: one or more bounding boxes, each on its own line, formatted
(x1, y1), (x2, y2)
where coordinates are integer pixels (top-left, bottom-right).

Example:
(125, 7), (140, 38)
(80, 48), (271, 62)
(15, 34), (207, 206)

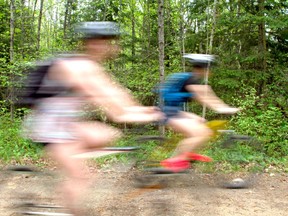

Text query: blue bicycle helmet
(75, 21), (120, 39)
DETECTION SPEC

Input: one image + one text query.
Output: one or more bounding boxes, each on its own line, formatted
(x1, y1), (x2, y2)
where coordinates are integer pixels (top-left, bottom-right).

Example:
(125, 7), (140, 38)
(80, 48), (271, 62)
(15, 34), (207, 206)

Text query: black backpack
(18, 54), (84, 107)
(18, 59), (55, 107)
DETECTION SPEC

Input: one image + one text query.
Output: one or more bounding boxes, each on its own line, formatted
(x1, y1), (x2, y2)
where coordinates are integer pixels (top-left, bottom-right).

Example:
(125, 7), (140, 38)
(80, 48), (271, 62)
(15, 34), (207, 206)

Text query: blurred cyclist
(159, 54), (239, 172)
(23, 21), (162, 215)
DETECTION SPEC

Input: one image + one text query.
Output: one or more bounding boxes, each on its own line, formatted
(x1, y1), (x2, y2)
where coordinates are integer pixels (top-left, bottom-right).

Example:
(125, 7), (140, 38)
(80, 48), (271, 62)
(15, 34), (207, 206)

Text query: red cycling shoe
(160, 153), (212, 173)
(185, 152), (213, 162)
(160, 156), (190, 173)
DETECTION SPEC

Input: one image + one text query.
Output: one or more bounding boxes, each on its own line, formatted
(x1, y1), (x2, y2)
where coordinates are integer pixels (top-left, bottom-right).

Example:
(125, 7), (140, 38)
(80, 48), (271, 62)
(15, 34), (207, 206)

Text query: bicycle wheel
(215, 133), (263, 189)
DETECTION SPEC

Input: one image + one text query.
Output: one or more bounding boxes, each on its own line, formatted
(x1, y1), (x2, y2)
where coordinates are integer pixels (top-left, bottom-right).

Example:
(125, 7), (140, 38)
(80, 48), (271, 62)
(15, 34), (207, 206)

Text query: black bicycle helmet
(183, 54), (215, 68)
(75, 21), (120, 39)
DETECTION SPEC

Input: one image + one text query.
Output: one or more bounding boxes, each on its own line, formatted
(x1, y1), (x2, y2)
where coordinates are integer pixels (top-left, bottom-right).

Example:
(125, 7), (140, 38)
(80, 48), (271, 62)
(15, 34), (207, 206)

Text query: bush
(232, 87), (288, 158)
(0, 115), (42, 163)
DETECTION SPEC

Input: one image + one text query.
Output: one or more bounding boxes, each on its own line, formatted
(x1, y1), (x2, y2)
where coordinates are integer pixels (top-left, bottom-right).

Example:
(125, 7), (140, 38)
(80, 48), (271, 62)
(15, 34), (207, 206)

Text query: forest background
(0, 0), (287, 171)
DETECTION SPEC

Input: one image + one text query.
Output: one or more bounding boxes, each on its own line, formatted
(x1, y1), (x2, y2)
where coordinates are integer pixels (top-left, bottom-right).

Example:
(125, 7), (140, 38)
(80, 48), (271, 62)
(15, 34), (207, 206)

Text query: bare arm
(186, 84), (239, 114)
(49, 59), (161, 122)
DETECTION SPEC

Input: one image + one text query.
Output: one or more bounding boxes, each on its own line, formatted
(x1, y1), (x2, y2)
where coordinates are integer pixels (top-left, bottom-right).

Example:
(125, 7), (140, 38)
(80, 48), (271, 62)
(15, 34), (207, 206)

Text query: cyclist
(22, 21), (162, 215)
(159, 54), (239, 172)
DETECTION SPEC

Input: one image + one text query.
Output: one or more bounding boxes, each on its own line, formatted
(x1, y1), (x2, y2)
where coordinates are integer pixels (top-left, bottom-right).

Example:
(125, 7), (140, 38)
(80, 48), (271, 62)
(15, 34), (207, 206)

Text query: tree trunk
(236, 0), (242, 69)
(179, 0), (185, 70)
(103, 0), (108, 20)
(257, 0), (267, 95)
(203, 0), (218, 118)
(9, 0), (15, 120)
(141, 0), (151, 57)
(257, 0), (267, 71)
(158, 0), (165, 83)
(32, 0), (38, 23)
(208, 0), (218, 54)
(158, 0), (165, 135)
(130, 0), (136, 67)
(37, 0), (44, 51)
(20, 0), (25, 59)
(63, 0), (70, 38)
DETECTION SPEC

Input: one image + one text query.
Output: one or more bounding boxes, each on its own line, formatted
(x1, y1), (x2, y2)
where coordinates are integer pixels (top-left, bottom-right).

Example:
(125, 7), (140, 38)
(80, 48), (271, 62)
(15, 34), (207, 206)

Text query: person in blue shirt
(159, 54), (239, 172)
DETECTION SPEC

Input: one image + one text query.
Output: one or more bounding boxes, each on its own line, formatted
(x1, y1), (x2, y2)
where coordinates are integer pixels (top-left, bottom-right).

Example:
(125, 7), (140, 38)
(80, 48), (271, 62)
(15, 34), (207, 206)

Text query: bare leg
(75, 122), (122, 150)
(46, 142), (87, 215)
(167, 112), (213, 157)
(45, 122), (122, 215)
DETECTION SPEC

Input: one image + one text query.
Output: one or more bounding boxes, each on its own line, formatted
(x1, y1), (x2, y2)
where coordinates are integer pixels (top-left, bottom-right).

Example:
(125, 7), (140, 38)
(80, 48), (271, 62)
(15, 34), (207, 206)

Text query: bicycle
(2, 120), (261, 215)
(133, 120), (262, 189)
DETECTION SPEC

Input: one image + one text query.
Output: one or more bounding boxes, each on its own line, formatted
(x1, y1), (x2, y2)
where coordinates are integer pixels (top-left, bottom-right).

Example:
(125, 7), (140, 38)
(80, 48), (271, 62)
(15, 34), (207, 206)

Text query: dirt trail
(0, 166), (287, 216)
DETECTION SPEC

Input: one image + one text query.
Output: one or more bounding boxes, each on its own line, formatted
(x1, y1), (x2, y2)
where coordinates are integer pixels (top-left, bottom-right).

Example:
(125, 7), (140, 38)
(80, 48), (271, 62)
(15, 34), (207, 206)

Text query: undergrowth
(0, 114), (287, 174)
(0, 114), (42, 165)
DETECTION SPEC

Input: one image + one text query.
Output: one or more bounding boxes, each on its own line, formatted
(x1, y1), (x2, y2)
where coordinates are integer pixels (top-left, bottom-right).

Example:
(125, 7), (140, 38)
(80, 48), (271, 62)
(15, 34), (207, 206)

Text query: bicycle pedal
(7, 165), (37, 172)
(19, 202), (65, 209)
(147, 168), (188, 175)
(73, 146), (139, 158)
(21, 211), (73, 216)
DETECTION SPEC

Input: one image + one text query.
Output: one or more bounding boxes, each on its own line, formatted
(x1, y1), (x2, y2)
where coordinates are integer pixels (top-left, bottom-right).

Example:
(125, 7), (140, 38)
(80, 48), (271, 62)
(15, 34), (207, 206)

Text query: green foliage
(232, 87), (288, 158)
(206, 65), (287, 161)
(0, 0), (9, 57)
(0, 115), (42, 163)
(93, 131), (162, 167)
(0, 0), (287, 170)
(206, 141), (266, 172)
(0, 60), (34, 111)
